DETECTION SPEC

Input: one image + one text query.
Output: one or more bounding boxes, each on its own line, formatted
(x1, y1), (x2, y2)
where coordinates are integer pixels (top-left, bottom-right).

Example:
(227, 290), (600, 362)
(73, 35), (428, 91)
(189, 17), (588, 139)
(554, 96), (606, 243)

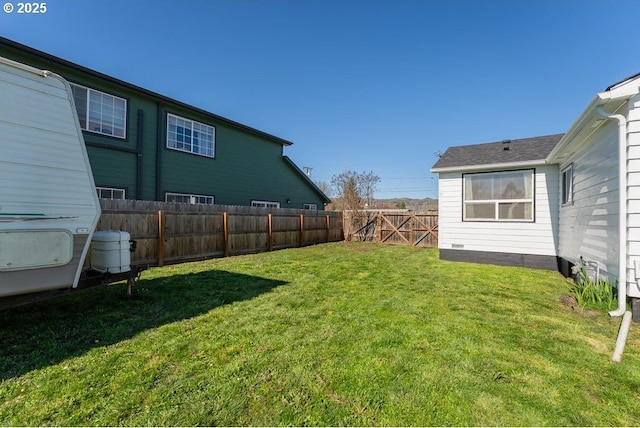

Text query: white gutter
(595, 106), (628, 317)
(547, 98), (601, 163)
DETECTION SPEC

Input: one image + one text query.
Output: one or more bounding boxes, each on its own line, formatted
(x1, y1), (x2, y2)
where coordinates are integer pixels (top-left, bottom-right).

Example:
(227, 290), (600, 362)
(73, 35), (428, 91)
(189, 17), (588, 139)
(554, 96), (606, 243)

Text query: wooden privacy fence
(347, 211), (438, 247)
(93, 200), (344, 267)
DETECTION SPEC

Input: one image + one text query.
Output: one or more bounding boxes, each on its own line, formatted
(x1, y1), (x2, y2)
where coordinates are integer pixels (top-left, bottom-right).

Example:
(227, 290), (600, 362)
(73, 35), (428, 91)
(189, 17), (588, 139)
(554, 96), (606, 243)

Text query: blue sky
(2, 0), (640, 199)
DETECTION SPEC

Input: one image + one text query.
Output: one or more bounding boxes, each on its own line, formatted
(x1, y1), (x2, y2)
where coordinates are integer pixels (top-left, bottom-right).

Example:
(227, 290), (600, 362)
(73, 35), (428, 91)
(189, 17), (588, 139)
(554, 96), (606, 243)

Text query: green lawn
(1, 243), (639, 426)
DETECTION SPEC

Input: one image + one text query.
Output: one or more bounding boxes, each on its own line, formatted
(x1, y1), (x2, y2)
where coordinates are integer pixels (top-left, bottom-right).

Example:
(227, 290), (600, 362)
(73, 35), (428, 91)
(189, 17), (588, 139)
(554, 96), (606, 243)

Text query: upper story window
(96, 186), (126, 200)
(303, 203), (318, 210)
(561, 165), (573, 206)
(165, 192), (214, 205)
(463, 169), (534, 222)
(167, 114), (215, 157)
(70, 83), (127, 139)
(251, 200), (280, 208)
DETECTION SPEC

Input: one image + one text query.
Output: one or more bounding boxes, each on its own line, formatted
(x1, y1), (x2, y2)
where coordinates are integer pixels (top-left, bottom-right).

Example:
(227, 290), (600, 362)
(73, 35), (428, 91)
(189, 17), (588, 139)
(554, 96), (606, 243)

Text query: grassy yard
(1, 242), (640, 426)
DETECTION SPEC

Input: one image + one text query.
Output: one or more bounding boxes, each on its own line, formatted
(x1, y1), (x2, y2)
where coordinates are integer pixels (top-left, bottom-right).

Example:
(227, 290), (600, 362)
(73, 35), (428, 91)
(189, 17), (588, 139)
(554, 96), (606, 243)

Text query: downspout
(136, 109), (144, 199)
(595, 106), (628, 317)
(613, 311), (633, 362)
(156, 103), (163, 201)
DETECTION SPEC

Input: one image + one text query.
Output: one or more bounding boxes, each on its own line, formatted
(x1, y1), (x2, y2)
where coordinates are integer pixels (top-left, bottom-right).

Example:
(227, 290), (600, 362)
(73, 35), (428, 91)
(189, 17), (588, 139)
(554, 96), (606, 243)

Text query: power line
(313, 175), (434, 181)
(376, 190), (436, 194)
(377, 186), (438, 191)
(380, 176), (430, 180)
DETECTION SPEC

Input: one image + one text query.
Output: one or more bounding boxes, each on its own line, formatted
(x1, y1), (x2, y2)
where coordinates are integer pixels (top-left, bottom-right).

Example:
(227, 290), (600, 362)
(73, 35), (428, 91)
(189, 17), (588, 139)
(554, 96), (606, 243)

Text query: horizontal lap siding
(159, 112), (325, 209)
(132, 98), (158, 201)
(0, 63), (99, 230)
(0, 46), (325, 209)
(86, 146), (137, 194)
(627, 95), (640, 297)
(558, 123), (619, 278)
(438, 165), (558, 256)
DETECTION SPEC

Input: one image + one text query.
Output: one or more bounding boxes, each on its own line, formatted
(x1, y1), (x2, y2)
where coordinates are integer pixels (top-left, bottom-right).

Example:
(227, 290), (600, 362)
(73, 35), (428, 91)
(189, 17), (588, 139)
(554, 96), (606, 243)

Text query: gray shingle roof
(431, 134), (563, 171)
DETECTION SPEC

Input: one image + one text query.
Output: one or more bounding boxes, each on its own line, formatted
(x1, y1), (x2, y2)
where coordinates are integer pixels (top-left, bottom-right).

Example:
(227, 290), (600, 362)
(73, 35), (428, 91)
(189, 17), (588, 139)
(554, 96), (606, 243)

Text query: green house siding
(0, 37), (329, 208)
(158, 117), (324, 207)
(78, 90), (159, 201)
(86, 146), (137, 197)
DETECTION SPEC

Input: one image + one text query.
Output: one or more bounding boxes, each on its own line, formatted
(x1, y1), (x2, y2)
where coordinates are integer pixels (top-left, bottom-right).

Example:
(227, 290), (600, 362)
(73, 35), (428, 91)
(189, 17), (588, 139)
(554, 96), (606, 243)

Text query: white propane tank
(91, 230), (131, 273)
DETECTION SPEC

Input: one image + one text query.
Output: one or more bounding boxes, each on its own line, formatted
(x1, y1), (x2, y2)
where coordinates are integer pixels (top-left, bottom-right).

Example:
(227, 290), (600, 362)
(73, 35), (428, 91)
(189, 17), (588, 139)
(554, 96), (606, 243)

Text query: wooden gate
(350, 212), (438, 247)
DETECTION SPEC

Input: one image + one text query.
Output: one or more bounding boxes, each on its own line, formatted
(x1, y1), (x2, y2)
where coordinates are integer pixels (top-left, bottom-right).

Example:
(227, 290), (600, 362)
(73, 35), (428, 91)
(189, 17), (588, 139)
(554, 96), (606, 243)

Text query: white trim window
(303, 203), (318, 210)
(166, 192), (214, 205)
(251, 200), (280, 208)
(167, 114), (215, 157)
(96, 186), (126, 200)
(70, 83), (127, 138)
(463, 169), (534, 222)
(561, 164), (573, 206)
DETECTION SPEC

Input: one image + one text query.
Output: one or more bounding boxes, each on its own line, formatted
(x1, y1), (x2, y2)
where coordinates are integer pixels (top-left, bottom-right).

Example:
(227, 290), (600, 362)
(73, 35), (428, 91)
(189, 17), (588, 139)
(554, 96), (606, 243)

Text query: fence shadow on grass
(0, 269), (287, 380)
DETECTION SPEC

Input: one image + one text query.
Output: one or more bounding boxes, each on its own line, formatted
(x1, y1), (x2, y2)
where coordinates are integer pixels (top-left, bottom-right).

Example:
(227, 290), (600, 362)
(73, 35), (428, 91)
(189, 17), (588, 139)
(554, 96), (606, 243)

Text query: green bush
(570, 265), (616, 311)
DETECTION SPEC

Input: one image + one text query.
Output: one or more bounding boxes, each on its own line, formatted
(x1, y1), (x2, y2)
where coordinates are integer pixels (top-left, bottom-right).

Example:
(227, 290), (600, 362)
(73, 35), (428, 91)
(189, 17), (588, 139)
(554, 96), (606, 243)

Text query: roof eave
(282, 156), (331, 203)
(0, 36), (294, 147)
(546, 96), (601, 163)
(548, 76), (640, 164)
(431, 159), (546, 174)
(547, 94), (636, 164)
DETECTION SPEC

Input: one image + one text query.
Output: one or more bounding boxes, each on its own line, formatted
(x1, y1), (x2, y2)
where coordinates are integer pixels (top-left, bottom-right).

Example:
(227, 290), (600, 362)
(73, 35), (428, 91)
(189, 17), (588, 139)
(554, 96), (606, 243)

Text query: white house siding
(557, 122), (619, 282)
(438, 165), (559, 257)
(626, 94), (640, 298)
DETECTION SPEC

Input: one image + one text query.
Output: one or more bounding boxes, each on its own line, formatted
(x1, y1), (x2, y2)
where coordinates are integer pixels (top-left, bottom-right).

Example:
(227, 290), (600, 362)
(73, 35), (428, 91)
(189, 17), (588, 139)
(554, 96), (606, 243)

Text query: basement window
(561, 164), (573, 206)
(463, 169), (534, 222)
(251, 200), (280, 208)
(96, 186), (126, 200)
(70, 83), (127, 139)
(167, 114), (215, 158)
(166, 192), (214, 205)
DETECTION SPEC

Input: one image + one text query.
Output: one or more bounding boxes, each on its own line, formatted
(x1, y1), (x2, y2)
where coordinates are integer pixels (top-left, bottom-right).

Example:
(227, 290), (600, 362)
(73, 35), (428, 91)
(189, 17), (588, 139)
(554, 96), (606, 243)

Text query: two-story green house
(0, 37), (329, 209)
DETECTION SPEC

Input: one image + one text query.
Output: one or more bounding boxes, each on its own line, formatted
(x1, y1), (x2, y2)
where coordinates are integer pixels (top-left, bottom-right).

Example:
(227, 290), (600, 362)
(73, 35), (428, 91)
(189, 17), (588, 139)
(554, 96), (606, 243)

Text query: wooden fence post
(268, 213), (273, 251)
(377, 214), (383, 243)
(223, 211), (229, 257)
(157, 210), (164, 267)
(299, 214), (305, 246)
(326, 215), (331, 243)
(410, 215), (414, 247)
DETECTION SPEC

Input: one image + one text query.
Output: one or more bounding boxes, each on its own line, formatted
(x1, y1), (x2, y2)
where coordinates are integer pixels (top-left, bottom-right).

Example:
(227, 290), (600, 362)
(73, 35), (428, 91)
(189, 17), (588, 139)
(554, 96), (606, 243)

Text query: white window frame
(96, 186), (126, 200)
(561, 164), (573, 206)
(303, 203), (318, 210)
(463, 169), (534, 222)
(70, 83), (127, 139)
(165, 192), (214, 205)
(251, 200), (280, 208)
(166, 113), (215, 158)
